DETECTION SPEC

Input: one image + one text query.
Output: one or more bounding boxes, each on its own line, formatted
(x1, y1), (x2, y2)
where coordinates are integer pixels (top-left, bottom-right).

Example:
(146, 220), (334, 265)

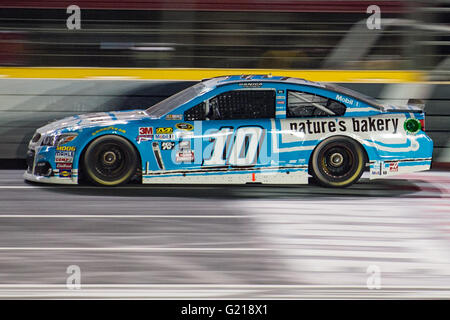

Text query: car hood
(37, 110), (150, 134)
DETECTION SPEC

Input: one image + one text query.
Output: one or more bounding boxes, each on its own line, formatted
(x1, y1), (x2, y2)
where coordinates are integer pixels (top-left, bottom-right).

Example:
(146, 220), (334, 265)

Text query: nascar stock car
(24, 75), (433, 188)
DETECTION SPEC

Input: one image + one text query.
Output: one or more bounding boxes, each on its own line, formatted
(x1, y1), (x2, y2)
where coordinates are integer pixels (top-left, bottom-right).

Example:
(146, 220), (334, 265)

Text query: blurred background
(0, 0), (449, 299)
(0, 0), (449, 165)
(0, 0), (448, 73)
(0, 0), (449, 164)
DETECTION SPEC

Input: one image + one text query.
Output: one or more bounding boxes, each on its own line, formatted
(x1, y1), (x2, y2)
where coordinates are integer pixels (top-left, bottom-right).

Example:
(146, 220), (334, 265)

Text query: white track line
(0, 185), (195, 189)
(0, 284), (448, 289)
(0, 215), (248, 219)
(0, 247), (272, 252)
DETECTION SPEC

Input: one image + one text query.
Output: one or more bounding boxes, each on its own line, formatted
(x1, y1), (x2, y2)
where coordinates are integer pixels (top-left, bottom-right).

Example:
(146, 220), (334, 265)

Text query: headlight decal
(55, 133), (78, 146)
(41, 133), (78, 147)
(41, 135), (56, 146)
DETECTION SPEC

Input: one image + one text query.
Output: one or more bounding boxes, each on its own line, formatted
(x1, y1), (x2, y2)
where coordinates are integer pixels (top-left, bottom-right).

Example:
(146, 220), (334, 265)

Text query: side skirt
(143, 166), (309, 184)
(369, 158), (432, 179)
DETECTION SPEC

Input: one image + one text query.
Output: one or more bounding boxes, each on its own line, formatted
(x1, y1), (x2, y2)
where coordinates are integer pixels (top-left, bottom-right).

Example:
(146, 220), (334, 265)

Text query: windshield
(146, 82), (208, 117)
(324, 83), (386, 109)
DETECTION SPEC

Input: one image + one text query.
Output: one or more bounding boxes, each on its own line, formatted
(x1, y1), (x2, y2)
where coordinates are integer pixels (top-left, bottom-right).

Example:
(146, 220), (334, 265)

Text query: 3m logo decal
(139, 127), (153, 135)
(137, 127), (153, 142)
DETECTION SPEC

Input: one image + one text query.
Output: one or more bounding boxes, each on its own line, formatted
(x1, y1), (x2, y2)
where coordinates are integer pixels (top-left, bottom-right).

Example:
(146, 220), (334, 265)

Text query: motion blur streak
(0, 170), (449, 298)
(0, 0), (449, 300)
(0, 68), (424, 82)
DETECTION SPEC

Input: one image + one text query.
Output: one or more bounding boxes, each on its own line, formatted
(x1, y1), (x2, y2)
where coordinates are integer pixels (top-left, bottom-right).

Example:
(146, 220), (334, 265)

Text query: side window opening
(286, 90), (346, 118)
(184, 101), (206, 121)
(184, 89), (275, 121)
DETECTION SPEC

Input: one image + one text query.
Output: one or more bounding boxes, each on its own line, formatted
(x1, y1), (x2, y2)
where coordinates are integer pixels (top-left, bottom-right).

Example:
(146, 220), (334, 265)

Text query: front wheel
(310, 136), (365, 188)
(83, 135), (138, 186)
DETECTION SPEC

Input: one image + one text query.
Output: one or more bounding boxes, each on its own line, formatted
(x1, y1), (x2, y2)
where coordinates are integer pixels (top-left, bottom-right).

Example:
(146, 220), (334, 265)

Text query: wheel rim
(93, 142), (130, 181)
(320, 144), (356, 180)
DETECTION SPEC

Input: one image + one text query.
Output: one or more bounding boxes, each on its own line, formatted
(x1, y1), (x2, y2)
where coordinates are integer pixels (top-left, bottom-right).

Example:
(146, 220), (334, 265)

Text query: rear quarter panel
(280, 84), (433, 179)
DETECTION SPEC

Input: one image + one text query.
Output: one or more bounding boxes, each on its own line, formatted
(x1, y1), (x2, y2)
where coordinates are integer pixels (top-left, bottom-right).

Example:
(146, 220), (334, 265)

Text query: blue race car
(24, 75), (433, 187)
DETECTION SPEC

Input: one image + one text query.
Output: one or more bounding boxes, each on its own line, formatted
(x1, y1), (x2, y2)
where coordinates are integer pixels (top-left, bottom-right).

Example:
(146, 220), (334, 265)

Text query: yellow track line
(0, 67), (425, 82)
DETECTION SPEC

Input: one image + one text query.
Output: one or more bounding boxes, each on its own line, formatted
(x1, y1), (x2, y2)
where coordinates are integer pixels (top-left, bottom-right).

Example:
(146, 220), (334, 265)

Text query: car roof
(200, 74), (385, 109)
(201, 74), (326, 89)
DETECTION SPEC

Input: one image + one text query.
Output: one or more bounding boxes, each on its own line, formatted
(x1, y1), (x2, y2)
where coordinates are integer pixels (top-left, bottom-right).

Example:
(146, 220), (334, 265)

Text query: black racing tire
(83, 135), (138, 186)
(310, 136), (365, 188)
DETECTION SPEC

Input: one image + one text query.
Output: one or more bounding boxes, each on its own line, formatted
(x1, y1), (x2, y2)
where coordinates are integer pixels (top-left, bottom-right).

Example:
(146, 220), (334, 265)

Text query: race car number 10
(204, 127), (264, 166)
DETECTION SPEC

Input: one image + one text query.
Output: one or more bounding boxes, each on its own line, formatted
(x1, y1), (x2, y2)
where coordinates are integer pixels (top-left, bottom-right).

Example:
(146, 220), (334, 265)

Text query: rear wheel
(310, 136), (365, 188)
(83, 135), (138, 186)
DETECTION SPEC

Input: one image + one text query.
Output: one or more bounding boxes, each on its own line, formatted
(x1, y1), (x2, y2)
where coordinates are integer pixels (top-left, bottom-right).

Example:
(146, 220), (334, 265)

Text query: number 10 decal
(204, 127), (265, 166)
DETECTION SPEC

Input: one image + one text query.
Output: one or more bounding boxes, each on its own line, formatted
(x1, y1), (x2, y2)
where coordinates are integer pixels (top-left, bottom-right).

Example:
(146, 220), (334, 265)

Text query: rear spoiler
(407, 99), (425, 111)
(385, 99), (425, 113)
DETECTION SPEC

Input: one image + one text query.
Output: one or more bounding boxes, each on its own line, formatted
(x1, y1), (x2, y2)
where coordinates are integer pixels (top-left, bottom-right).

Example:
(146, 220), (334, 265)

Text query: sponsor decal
(137, 127), (153, 142)
(55, 148), (74, 166)
(371, 160), (384, 176)
(179, 140), (191, 150)
(352, 118), (399, 133)
(277, 100), (285, 104)
(239, 82), (262, 88)
(92, 126), (126, 136)
(179, 131), (194, 138)
(139, 127), (153, 135)
(277, 90), (284, 94)
(55, 151), (74, 158)
(165, 114), (183, 120)
(276, 95), (285, 100)
(156, 127), (174, 134)
(175, 123), (194, 131)
(404, 118), (421, 134)
(55, 157), (73, 163)
(176, 151), (194, 163)
(335, 94), (354, 105)
(154, 134), (175, 140)
(59, 169), (72, 178)
(161, 141), (175, 150)
(56, 163), (73, 169)
(56, 146), (76, 151)
(389, 162), (399, 172)
(289, 117), (399, 135)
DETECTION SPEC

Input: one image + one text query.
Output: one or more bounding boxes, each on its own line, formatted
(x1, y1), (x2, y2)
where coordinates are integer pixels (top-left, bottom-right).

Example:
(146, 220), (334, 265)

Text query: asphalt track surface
(0, 170), (449, 299)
